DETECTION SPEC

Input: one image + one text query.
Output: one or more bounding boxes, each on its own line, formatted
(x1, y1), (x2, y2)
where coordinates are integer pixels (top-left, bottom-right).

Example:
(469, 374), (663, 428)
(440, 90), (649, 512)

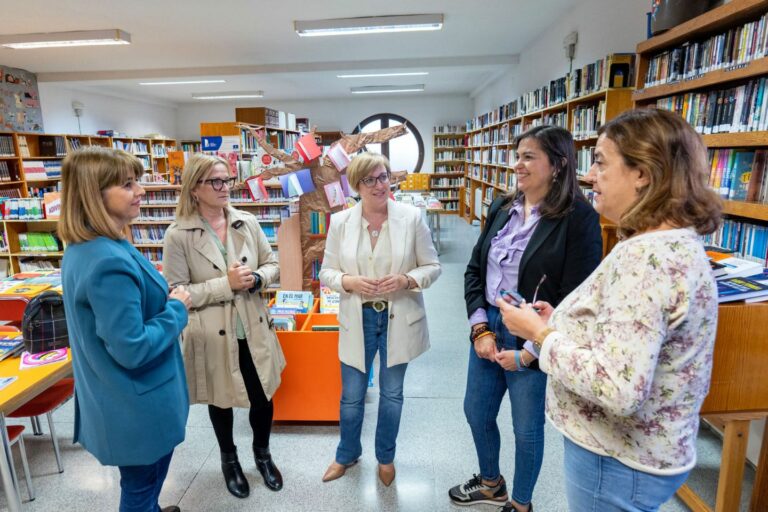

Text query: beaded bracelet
(472, 331), (495, 345)
(469, 324), (491, 344)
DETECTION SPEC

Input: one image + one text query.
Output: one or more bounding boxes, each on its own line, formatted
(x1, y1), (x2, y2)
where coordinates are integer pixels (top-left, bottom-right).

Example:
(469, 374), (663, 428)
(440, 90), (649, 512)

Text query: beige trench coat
(163, 207), (285, 407)
(319, 200), (441, 373)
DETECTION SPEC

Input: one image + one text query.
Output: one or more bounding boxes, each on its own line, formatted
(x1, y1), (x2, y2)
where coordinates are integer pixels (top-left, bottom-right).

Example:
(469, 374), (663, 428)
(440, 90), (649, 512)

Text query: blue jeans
(464, 306), (547, 506)
(118, 450), (174, 512)
(336, 307), (408, 465)
(564, 437), (689, 511)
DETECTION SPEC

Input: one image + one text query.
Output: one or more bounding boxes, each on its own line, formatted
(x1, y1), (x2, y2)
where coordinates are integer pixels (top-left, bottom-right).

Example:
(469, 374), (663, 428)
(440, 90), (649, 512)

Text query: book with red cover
(295, 134), (322, 162)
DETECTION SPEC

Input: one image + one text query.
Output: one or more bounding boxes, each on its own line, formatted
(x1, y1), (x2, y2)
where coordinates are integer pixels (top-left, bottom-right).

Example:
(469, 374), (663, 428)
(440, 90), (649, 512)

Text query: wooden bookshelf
(234, 108), (300, 154)
(634, 3), (768, 511)
(431, 127), (466, 214)
(464, 86), (633, 228)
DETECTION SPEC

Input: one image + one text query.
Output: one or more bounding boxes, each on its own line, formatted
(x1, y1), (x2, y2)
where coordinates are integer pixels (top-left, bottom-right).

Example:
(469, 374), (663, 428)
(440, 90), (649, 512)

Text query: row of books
(0, 269), (62, 297)
(434, 164), (464, 174)
(467, 54), (634, 131)
(0, 161), (17, 182)
(655, 76), (768, 135)
(152, 144), (169, 157)
(1, 196), (59, 220)
(644, 12), (768, 87)
(541, 111), (567, 128)
(310, 211), (331, 235)
(577, 146), (596, 177)
(707, 148), (768, 202)
(145, 190), (179, 205)
(22, 160), (62, 180)
(112, 140), (149, 155)
(433, 125), (465, 134)
(136, 207), (175, 221)
(0, 188), (22, 198)
(180, 142), (200, 152)
(0, 135), (15, 156)
(433, 190), (459, 199)
(703, 219), (768, 264)
(708, 248), (768, 303)
(269, 290), (315, 331)
(229, 189), (286, 203)
(130, 225), (169, 245)
(434, 150), (464, 161)
(571, 102), (605, 140)
(434, 139), (465, 148)
(431, 177), (462, 187)
(18, 232), (61, 253)
(249, 206), (289, 221)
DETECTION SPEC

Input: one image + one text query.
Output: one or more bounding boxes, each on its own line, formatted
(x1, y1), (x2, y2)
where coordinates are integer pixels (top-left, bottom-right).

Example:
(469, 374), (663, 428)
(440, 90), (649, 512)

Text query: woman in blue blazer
(59, 147), (191, 512)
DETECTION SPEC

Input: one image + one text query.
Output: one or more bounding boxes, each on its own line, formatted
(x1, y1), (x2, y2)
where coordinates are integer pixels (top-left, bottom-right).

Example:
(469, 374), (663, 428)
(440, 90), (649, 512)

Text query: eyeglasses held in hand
(531, 274), (547, 305)
(360, 173), (390, 188)
(198, 177), (237, 191)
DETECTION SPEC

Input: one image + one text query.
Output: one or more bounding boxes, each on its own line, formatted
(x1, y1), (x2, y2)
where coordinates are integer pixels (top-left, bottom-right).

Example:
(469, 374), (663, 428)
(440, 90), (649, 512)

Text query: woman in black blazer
(449, 126), (602, 512)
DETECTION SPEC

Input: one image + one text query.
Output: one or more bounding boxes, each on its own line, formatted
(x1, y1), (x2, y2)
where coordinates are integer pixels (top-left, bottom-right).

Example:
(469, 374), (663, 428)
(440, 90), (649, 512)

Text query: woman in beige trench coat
(163, 154), (285, 499)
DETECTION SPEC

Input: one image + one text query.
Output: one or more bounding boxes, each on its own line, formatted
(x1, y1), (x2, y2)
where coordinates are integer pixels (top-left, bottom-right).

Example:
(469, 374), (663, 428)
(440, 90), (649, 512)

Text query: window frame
(352, 113), (425, 173)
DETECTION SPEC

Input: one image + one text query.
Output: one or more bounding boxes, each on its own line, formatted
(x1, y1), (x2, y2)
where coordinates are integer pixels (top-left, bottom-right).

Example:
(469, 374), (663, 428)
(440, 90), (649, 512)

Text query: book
(327, 143), (351, 171)
(0, 376), (17, 391)
(717, 276), (768, 303)
(272, 316), (297, 331)
(1, 283), (51, 296)
(275, 290), (313, 313)
(311, 325), (339, 331)
(0, 333), (23, 361)
(728, 151), (755, 200)
(714, 256), (763, 280)
(19, 348), (68, 369)
(295, 133), (322, 162)
(245, 176), (269, 202)
(319, 285), (340, 314)
(43, 192), (61, 219)
(278, 168), (315, 198)
(323, 181), (346, 208)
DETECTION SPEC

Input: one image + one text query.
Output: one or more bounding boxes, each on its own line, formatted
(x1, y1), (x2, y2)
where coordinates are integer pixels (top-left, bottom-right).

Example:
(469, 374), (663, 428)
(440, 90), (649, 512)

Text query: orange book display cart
(270, 300), (342, 422)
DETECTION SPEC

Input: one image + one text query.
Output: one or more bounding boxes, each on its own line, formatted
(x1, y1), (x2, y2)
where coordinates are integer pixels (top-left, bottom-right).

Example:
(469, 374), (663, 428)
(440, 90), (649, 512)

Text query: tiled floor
(0, 215), (755, 511)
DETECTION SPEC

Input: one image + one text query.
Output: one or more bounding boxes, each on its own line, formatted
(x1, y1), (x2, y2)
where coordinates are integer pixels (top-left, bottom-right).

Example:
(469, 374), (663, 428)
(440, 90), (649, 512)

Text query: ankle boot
(221, 450), (250, 498)
(254, 446), (283, 491)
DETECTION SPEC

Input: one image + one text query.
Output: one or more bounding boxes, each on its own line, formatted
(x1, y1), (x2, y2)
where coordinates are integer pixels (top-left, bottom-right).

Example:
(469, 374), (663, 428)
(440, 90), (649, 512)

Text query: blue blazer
(62, 237), (189, 467)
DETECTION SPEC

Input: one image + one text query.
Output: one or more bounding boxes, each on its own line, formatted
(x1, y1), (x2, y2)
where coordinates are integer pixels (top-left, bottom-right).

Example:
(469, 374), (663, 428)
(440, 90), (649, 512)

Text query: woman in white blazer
(319, 153), (441, 486)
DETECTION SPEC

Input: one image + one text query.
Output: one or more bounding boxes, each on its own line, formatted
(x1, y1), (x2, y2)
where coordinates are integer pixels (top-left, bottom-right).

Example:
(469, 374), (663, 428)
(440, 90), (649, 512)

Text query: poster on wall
(0, 65), (43, 132)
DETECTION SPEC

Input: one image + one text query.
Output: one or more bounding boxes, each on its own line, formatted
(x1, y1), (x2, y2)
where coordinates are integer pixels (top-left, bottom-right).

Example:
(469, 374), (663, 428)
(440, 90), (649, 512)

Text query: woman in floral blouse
(498, 108), (722, 512)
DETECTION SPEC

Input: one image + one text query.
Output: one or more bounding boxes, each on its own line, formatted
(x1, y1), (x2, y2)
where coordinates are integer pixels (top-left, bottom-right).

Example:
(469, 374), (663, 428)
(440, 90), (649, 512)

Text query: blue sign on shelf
(201, 136), (223, 151)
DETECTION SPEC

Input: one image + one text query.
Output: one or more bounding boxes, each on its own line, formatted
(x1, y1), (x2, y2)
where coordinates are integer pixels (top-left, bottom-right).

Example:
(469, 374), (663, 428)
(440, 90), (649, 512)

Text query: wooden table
(0, 350), (72, 511)
(677, 303), (768, 512)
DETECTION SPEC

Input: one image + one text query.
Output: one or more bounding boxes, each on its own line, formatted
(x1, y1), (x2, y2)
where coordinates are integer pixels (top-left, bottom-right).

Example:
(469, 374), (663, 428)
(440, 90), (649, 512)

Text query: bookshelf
(234, 107), (300, 154)
(463, 82), (633, 228)
(633, 2), (768, 511)
(431, 125), (466, 214)
(632, 0), (768, 263)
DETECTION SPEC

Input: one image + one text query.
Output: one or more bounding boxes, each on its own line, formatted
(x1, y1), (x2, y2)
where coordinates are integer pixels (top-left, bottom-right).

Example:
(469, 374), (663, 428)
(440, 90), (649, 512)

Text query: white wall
(473, 0), (649, 114)
(38, 84), (178, 138)
(175, 94), (473, 173)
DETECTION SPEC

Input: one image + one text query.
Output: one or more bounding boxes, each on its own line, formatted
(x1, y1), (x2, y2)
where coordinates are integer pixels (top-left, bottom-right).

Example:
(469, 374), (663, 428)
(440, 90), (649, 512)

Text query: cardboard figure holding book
(243, 123), (409, 291)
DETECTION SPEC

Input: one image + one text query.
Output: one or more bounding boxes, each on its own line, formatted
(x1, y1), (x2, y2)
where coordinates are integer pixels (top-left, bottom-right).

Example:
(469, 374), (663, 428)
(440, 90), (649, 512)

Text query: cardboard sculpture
(243, 124), (408, 291)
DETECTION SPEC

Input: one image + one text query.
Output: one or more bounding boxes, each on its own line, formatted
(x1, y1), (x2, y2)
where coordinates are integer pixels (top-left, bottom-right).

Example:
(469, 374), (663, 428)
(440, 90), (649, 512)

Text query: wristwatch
(532, 326), (556, 352)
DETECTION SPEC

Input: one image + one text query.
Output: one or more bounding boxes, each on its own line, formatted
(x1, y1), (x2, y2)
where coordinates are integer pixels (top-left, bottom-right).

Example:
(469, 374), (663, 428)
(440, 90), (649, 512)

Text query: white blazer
(319, 200), (441, 372)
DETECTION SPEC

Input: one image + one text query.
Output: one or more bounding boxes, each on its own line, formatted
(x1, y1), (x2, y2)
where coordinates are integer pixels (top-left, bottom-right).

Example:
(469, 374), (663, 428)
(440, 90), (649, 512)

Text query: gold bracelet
(532, 327), (556, 352)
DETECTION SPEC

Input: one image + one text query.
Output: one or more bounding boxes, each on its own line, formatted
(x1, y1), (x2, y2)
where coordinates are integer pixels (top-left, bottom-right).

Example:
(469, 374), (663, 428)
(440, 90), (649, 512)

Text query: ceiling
(0, 0), (579, 105)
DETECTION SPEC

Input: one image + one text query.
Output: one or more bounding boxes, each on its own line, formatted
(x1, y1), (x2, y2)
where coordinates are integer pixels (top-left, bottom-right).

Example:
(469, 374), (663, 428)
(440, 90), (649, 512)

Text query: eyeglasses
(359, 173), (390, 188)
(531, 274), (547, 305)
(198, 177), (237, 191)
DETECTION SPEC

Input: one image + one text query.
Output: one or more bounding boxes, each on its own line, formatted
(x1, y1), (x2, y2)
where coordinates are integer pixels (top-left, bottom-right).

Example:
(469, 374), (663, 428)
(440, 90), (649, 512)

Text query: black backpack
(22, 291), (69, 354)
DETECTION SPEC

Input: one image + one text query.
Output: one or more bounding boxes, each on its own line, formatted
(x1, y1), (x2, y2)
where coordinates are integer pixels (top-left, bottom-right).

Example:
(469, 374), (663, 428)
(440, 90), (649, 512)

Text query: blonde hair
(346, 152), (390, 192)
(176, 154), (232, 218)
(599, 108), (722, 238)
(58, 147), (144, 244)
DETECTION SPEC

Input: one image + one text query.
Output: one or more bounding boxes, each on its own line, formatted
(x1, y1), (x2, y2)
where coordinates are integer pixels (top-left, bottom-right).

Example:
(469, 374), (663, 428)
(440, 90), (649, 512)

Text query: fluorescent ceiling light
(295, 14), (443, 37)
(192, 91), (264, 100)
(140, 80), (226, 86)
(0, 29), (130, 49)
(338, 72), (429, 78)
(351, 85), (425, 94)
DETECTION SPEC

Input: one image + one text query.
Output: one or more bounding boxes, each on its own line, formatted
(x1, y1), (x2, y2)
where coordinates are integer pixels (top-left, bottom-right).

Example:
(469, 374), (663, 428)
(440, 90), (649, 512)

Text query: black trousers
(208, 338), (273, 452)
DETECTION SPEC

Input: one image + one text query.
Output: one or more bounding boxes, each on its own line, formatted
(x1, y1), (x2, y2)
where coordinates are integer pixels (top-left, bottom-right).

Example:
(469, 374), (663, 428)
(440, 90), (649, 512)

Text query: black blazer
(464, 195), (602, 365)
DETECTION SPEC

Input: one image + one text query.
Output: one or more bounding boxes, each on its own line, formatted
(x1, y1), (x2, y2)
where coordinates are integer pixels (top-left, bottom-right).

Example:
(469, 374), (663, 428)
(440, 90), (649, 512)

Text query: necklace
(370, 229), (380, 238)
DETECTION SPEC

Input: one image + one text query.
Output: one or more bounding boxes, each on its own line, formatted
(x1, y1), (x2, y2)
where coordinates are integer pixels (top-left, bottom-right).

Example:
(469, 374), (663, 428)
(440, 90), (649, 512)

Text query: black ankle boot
(221, 450), (250, 498)
(254, 447), (283, 491)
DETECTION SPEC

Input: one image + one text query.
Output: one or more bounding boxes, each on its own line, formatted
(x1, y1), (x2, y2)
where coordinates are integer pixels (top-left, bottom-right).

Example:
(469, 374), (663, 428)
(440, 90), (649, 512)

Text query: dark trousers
(118, 450), (174, 512)
(208, 338), (274, 452)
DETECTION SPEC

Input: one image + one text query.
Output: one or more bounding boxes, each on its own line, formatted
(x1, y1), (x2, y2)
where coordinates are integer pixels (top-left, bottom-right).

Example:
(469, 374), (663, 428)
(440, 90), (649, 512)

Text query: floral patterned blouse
(539, 228), (718, 475)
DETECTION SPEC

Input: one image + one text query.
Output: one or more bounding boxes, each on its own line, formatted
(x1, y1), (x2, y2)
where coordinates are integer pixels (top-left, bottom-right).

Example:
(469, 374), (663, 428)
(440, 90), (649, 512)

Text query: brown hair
(176, 154), (231, 219)
(598, 108), (722, 238)
(509, 125), (587, 218)
(58, 147), (144, 243)
(346, 152), (390, 192)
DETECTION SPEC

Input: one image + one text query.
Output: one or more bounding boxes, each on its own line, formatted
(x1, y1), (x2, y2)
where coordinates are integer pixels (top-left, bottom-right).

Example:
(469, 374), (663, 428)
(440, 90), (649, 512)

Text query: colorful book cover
(43, 192), (61, 219)
(323, 181), (346, 208)
(278, 168), (315, 198)
(19, 348), (68, 370)
(245, 175), (269, 201)
(319, 285), (340, 314)
(1, 283), (51, 296)
(295, 133), (322, 162)
(728, 151), (755, 201)
(327, 143), (351, 171)
(717, 276), (768, 303)
(275, 290), (314, 313)
(0, 376), (17, 391)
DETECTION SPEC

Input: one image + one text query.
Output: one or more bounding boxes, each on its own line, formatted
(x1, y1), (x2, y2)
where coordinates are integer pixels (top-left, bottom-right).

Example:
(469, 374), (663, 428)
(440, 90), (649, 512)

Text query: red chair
(8, 378), (74, 474)
(6, 425), (34, 501)
(0, 296), (29, 329)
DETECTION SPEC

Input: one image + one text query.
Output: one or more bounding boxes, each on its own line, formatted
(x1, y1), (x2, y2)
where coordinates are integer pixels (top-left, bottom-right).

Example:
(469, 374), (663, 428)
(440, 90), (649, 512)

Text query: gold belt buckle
(371, 301), (387, 313)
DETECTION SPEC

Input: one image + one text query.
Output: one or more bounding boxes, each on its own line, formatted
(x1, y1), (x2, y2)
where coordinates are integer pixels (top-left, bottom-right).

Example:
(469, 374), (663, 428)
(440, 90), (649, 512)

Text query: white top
(539, 228), (718, 475)
(359, 218), (391, 303)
